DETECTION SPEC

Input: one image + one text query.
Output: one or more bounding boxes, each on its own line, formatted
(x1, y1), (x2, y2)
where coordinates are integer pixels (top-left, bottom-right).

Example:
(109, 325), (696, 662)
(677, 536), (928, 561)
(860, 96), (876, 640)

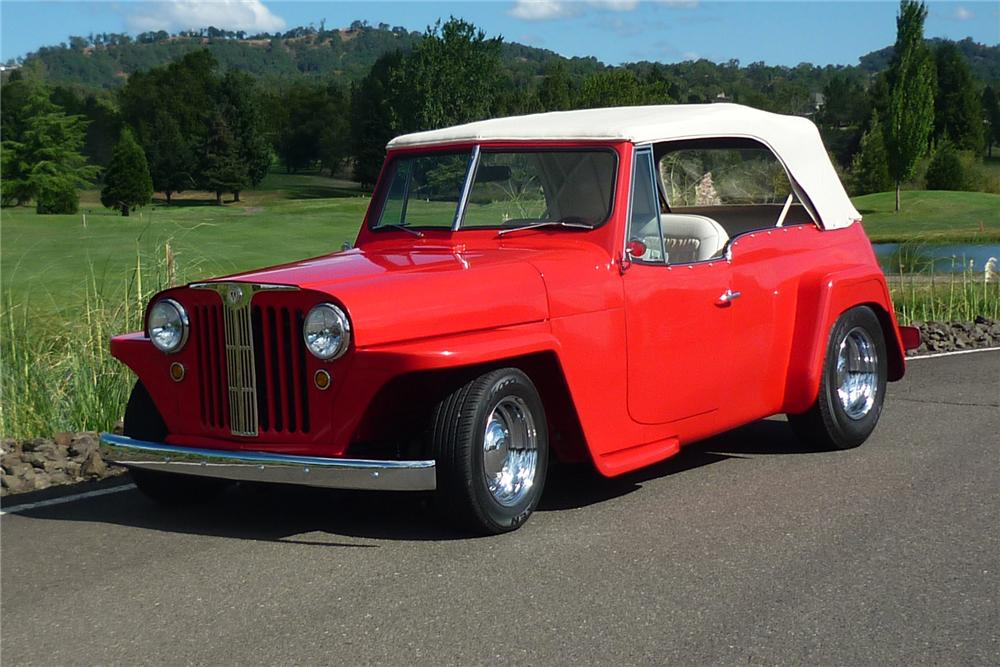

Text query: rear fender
(784, 266), (906, 414)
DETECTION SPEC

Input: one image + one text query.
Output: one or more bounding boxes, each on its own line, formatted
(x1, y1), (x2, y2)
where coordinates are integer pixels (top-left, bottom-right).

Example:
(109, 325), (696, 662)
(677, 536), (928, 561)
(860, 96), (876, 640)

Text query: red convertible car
(101, 104), (920, 533)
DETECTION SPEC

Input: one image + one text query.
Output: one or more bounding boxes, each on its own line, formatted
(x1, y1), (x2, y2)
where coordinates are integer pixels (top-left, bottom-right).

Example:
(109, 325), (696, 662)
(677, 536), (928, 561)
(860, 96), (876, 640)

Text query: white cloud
(953, 6), (974, 21)
(510, 0), (697, 21)
(126, 1), (286, 34)
(509, 0), (575, 20)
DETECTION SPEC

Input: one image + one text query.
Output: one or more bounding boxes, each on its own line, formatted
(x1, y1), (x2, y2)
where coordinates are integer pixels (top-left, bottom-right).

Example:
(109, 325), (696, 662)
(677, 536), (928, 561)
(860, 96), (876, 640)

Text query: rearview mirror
(476, 165), (512, 182)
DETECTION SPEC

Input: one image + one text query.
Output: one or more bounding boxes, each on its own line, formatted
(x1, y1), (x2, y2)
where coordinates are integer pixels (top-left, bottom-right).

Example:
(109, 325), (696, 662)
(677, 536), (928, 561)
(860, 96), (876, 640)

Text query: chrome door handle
(716, 289), (742, 305)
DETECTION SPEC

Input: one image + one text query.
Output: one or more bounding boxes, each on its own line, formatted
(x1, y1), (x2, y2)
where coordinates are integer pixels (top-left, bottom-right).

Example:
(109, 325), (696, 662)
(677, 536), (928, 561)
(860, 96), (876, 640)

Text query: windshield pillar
(451, 145), (481, 231)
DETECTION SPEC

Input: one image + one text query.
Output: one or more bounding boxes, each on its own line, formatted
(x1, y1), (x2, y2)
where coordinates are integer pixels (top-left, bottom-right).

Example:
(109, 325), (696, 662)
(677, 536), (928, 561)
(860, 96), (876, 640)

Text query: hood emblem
(226, 285), (244, 306)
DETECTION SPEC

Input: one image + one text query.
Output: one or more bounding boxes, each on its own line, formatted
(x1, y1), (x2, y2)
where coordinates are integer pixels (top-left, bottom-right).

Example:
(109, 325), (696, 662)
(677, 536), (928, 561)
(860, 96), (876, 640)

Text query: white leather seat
(660, 213), (729, 262)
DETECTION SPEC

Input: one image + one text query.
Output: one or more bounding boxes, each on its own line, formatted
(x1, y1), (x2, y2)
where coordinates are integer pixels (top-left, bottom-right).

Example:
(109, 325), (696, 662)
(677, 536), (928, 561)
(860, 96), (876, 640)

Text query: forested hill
(859, 37), (1000, 83)
(11, 23), (602, 90)
(11, 22), (998, 92)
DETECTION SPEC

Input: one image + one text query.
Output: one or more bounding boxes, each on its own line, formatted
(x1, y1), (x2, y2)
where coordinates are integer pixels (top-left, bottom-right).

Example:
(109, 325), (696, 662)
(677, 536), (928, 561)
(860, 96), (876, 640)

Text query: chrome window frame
(624, 144), (668, 266)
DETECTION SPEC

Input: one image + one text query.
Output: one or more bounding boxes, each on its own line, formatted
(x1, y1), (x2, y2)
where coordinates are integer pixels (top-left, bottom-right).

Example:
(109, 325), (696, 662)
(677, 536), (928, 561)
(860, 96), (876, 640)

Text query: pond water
(873, 243), (1000, 273)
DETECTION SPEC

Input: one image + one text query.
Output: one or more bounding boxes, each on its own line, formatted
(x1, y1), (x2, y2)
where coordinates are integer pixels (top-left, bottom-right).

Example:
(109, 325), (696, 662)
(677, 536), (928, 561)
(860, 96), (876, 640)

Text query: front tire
(431, 368), (549, 534)
(788, 306), (887, 450)
(123, 381), (230, 505)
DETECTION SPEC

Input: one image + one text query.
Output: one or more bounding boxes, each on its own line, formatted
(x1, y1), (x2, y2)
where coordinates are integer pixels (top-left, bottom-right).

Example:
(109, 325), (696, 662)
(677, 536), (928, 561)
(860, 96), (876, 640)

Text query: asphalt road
(3, 351), (998, 666)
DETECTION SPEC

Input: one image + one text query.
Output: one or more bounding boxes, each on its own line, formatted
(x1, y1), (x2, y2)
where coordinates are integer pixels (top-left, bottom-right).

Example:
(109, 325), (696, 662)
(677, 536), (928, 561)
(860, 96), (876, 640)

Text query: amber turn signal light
(314, 369), (331, 390)
(169, 362), (185, 382)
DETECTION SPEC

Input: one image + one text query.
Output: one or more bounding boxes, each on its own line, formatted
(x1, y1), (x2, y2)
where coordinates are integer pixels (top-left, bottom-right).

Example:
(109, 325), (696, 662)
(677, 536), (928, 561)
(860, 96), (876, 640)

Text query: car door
(622, 146), (734, 425)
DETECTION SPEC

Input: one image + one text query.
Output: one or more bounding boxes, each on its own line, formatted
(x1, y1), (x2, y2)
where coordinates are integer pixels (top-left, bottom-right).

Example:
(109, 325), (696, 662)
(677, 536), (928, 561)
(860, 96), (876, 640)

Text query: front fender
(783, 266), (906, 414)
(353, 321), (561, 372)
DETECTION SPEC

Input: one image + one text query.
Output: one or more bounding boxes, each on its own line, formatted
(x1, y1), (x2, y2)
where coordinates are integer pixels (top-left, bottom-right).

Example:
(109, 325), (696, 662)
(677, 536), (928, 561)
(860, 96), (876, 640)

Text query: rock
(42, 459), (66, 474)
(31, 470), (52, 491)
(2, 458), (32, 477)
(22, 451), (49, 468)
(54, 432), (73, 447)
(80, 450), (107, 478)
(1, 438), (20, 456)
(33, 442), (64, 461)
(46, 471), (73, 486)
(21, 438), (48, 452)
(69, 435), (97, 459)
(2, 472), (33, 494)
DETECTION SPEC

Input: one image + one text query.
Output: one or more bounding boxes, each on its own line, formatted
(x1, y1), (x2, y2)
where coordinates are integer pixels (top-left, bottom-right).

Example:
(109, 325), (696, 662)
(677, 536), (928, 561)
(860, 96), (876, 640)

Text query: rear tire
(431, 368), (549, 534)
(123, 381), (229, 505)
(788, 306), (887, 450)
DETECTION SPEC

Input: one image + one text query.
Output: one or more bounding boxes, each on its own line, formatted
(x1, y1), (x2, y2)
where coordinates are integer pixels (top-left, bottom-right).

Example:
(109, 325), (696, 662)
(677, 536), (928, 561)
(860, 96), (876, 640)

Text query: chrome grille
(223, 294), (258, 436)
(192, 282), (299, 438)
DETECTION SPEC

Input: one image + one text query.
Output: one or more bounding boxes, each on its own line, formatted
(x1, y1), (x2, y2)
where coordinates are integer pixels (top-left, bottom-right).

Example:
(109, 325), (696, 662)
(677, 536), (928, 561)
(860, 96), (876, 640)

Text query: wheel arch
(347, 349), (592, 465)
(783, 268), (906, 414)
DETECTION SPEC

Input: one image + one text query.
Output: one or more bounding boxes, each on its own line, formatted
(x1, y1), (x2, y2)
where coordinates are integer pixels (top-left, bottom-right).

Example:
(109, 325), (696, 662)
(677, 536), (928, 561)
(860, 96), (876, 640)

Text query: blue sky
(2, 1), (998, 66)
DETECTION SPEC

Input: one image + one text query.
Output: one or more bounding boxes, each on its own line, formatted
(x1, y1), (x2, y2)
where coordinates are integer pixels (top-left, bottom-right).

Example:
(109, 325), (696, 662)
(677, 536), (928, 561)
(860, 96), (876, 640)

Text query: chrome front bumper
(99, 434), (436, 491)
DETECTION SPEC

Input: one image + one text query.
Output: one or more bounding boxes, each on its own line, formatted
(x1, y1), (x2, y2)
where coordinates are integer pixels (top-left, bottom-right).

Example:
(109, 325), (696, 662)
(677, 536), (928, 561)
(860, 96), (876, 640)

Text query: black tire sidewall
(434, 368), (550, 534)
(467, 371), (549, 532)
(818, 306), (888, 448)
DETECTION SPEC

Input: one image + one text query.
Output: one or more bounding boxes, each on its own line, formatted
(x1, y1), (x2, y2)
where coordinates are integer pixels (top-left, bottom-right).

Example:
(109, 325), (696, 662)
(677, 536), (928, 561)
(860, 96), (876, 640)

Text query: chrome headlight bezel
(148, 298), (189, 354)
(303, 303), (351, 361)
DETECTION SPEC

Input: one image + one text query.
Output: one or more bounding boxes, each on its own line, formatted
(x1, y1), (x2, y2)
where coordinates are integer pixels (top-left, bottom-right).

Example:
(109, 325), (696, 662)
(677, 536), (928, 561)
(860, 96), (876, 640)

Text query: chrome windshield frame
(452, 144), (481, 231)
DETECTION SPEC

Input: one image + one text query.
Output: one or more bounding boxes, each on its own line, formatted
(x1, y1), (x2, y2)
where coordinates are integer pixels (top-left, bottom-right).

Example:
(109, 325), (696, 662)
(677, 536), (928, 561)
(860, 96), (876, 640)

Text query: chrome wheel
(482, 396), (539, 507)
(835, 326), (878, 420)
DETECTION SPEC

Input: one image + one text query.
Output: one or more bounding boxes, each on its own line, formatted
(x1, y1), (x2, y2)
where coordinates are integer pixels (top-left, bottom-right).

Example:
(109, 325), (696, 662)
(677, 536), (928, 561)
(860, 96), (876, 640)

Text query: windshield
(371, 148), (616, 231)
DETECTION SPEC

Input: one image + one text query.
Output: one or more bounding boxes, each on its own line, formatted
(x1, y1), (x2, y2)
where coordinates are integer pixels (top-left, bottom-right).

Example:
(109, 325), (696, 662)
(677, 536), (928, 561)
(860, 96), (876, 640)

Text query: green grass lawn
(2, 175), (370, 317)
(852, 190), (1000, 243)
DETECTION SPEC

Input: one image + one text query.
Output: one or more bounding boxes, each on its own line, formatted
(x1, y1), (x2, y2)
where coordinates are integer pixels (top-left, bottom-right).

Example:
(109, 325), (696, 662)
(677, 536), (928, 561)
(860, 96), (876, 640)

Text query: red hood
(200, 244), (551, 347)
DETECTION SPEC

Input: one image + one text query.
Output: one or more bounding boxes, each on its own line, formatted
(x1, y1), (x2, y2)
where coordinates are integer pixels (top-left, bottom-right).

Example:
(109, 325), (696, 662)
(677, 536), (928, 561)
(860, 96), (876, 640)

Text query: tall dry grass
(1, 244), (181, 439)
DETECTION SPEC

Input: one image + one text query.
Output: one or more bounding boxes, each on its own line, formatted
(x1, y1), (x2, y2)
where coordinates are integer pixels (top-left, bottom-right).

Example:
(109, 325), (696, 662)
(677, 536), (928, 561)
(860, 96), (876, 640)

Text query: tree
(349, 50), (403, 187)
(925, 140), (987, 192)
(389, 18), (503, 133)
(276, 81), (349, 175)
(982, 86), (1000, 158)
(538, 62), (572, 112)
(200, 113), (247, 205)
(933, 42), (983, 153)
(1, 83), (97, 213)
(100, 127), (153, 215)
(884, 0), (935, 212)
(851, 112), (892, 195)
(120, 50), (217, 196)
(146, 111), (193, 204)
(219, 70), (272, 196)
(577, 69), (670, 109)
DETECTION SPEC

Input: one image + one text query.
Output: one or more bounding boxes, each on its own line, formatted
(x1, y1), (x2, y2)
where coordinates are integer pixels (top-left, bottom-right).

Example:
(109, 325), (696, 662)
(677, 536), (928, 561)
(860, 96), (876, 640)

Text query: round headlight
(148, 299), (189, 354)
(303, 303), (351, 360)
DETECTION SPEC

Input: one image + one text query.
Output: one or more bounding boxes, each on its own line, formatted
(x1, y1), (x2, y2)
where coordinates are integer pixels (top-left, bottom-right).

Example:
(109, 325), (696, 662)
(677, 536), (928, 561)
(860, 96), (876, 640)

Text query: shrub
(35, 183), (79, 214)
(925, 142), (966, 190)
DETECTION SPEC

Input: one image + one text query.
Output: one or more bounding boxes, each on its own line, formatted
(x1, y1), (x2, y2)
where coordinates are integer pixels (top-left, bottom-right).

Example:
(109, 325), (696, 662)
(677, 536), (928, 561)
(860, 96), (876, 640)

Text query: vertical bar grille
(224, 297), (259, 437)
(192, 284), (310, 438)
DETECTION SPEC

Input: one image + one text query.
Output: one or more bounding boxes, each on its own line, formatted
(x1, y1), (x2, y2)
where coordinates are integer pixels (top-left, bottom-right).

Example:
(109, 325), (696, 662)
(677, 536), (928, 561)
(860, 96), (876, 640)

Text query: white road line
(908, 347), (1000, 360)
(0, 483), (136, 516)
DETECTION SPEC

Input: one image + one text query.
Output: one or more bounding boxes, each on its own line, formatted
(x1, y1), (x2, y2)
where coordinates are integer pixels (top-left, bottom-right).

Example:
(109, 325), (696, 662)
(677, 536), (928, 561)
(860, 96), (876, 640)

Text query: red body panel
(111, 140), (906, 476)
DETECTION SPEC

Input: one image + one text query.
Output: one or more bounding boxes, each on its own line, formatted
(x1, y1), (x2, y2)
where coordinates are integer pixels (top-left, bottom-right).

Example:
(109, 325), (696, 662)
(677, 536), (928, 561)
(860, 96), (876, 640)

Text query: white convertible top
(388, 104), (860, 230)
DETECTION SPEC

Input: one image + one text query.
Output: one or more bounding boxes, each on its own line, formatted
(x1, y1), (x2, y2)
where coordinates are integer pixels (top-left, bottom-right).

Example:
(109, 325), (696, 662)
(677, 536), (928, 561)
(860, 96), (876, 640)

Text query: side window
(659, 146), (791, 207)
(656, 140), (815, 247)
(627, 148), (666, 263)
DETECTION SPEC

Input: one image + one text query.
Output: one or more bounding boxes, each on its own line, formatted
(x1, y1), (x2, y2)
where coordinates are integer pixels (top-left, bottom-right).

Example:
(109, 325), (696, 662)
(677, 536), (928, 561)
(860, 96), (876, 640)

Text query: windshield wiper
(496, 220), (594, 237)
(378, 223), (424, 237)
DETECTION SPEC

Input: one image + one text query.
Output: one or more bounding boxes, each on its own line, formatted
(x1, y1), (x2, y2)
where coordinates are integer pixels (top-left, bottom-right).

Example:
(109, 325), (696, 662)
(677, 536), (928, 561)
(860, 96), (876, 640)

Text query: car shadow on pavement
(9, 417), (824, 542)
